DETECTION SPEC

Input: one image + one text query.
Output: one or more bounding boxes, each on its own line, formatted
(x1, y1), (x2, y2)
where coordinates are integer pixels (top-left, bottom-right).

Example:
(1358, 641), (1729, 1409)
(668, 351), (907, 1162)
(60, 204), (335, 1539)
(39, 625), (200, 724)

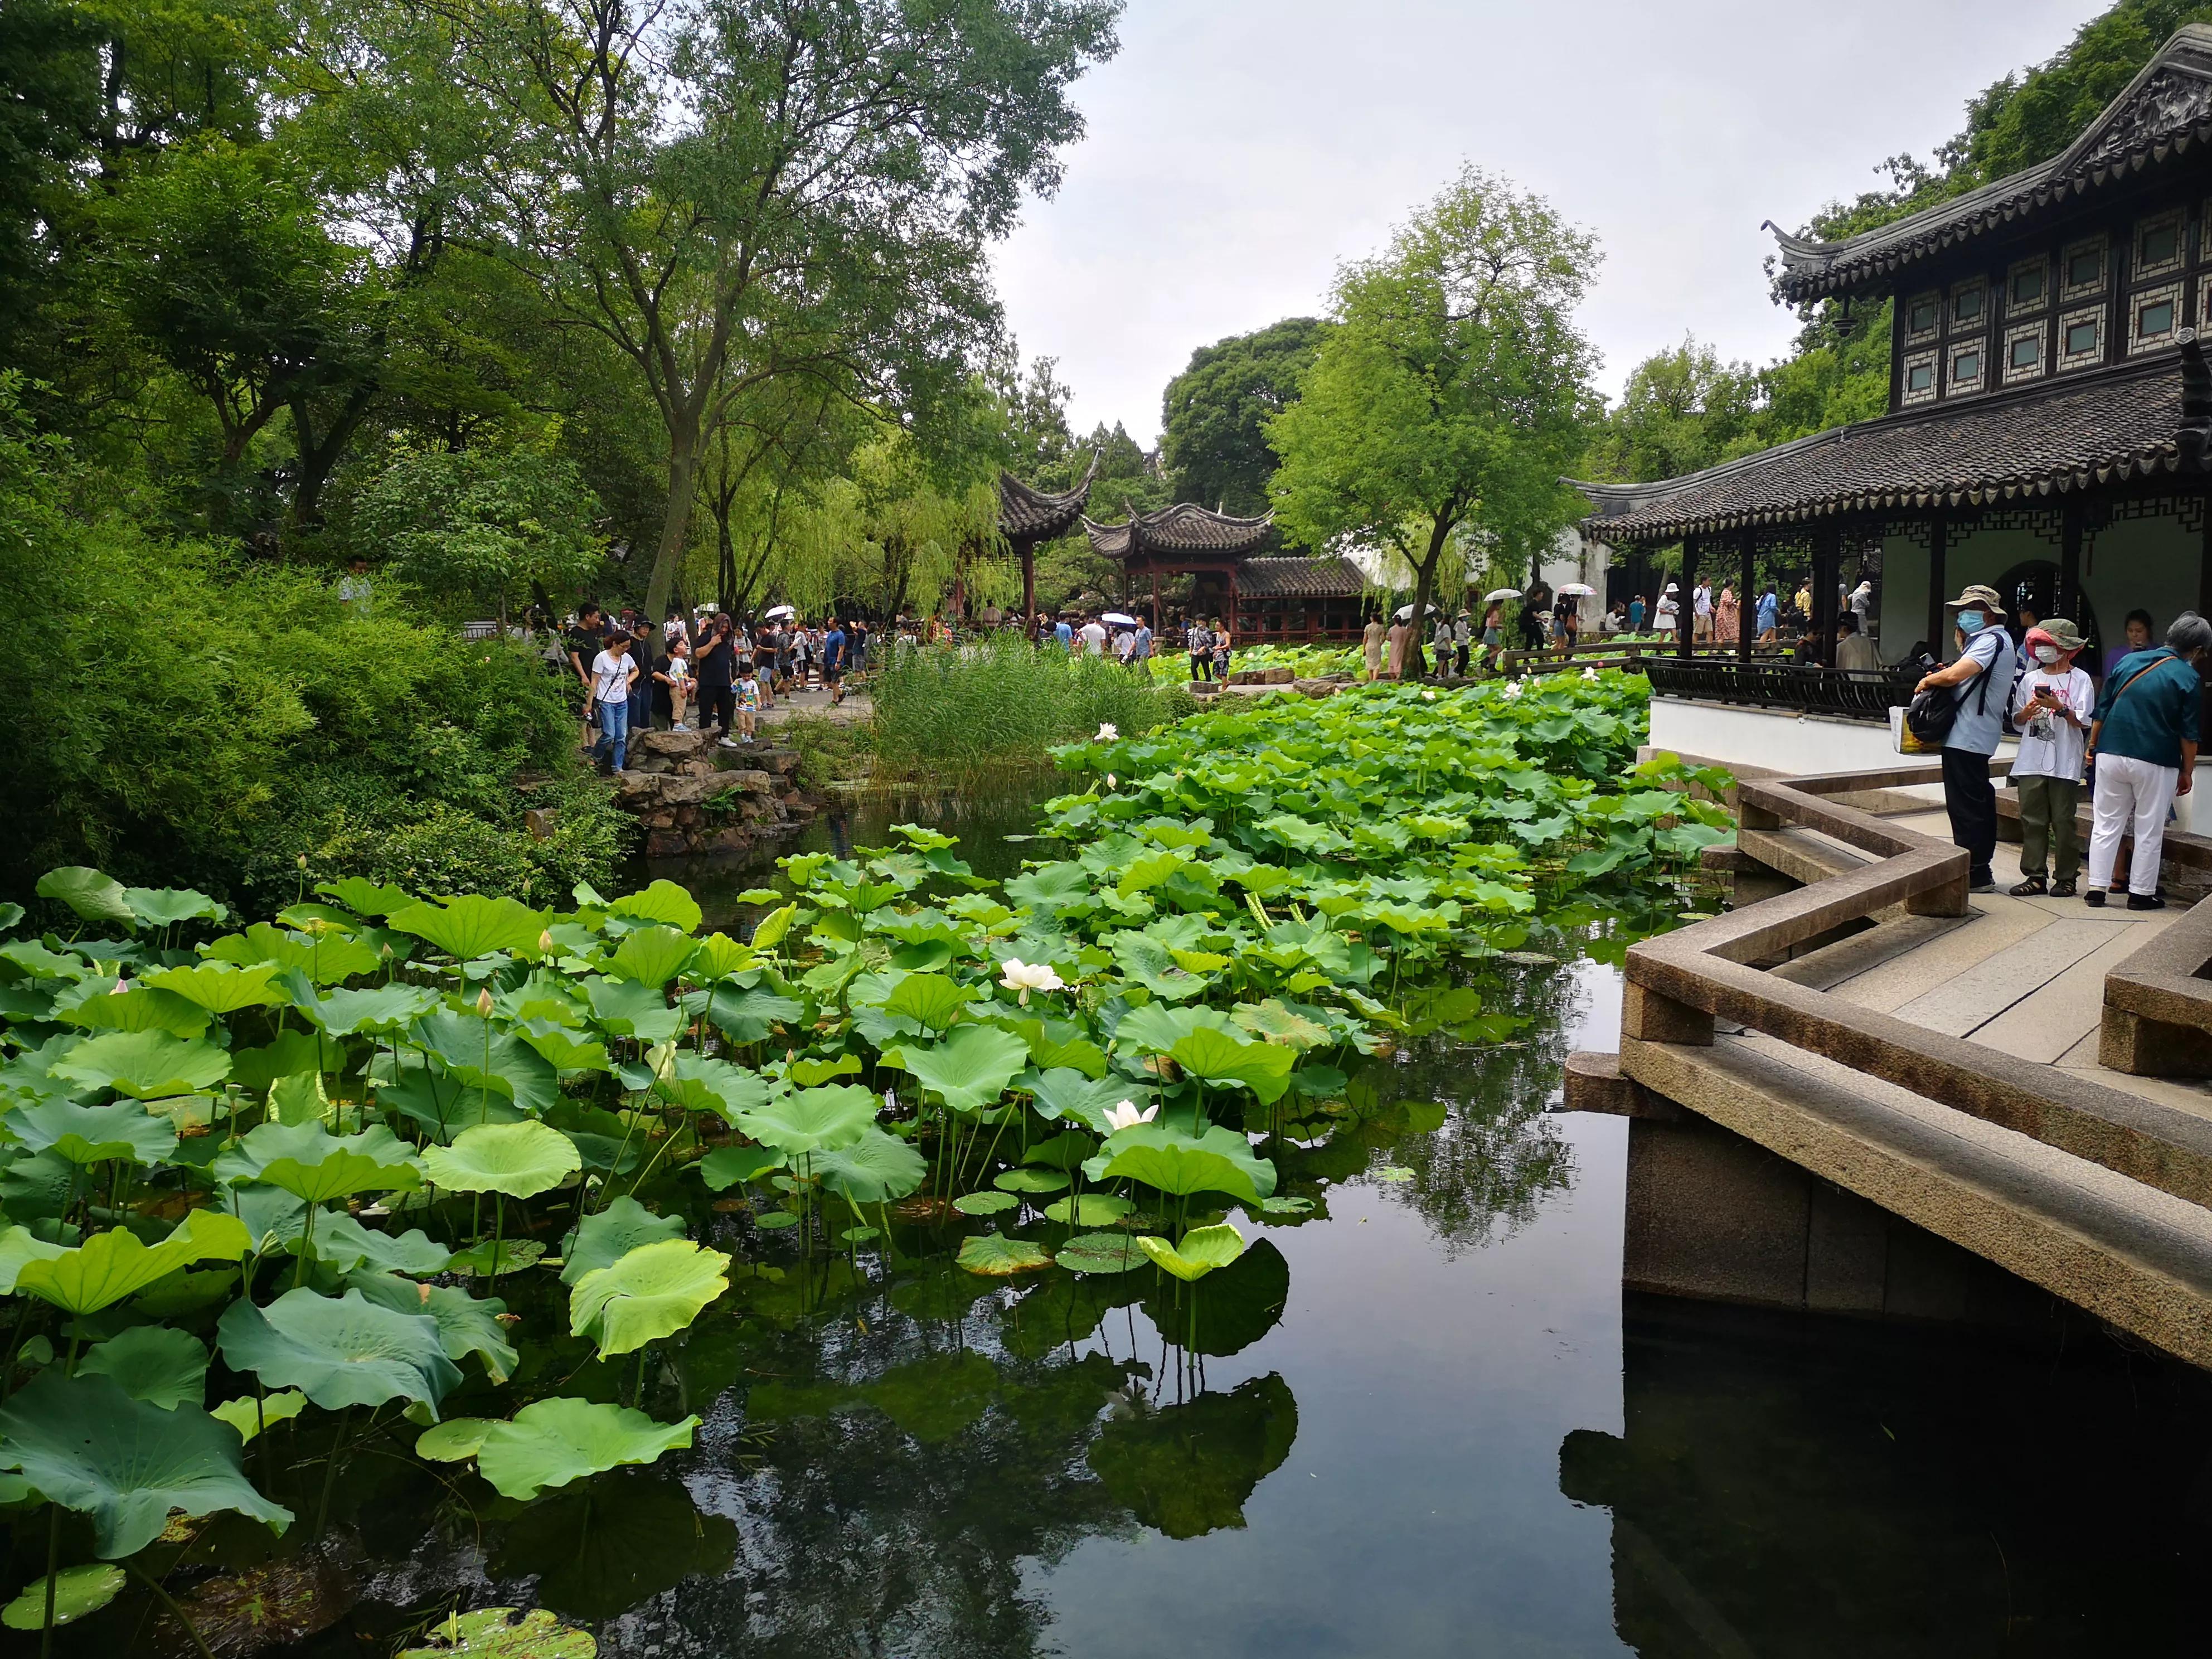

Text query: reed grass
(870, 634), (1183, 777)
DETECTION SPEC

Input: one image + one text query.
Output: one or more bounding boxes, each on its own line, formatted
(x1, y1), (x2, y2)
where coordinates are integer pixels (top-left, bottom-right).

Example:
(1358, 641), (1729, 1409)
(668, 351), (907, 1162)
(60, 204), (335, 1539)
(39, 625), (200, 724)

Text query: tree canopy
(1161, 318), (1328, 516)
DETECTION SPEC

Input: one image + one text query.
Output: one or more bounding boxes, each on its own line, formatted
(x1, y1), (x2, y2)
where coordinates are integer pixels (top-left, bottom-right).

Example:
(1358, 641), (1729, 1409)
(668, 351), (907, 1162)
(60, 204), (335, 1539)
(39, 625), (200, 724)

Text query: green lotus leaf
(705, 982), (803, 1045)
(2, 1563), (127, 1631)
(1230, 999), (1332, 1049)
(584, 976), (683, 1043)
(217, 1287), (462, 1414)
(1055, 1231), (1147, 1274)
(293, 982), (440, 1036)
(229, 1030), (323, 1093)
(880, 972), (972, 1033)
(205, 924), (381, 983)
(1088, 1122), (1277, 1205)
(447, 1237), (546, 1277)
(422, 1120), (580, 1199)
(813, 1127), (927, 1206)
(989, 1015), (1107, 1078)
(1025, 1069), (1152, 1136)
(475, 1398), (700, 1501)
(215, 1121), (422, 1202)
(77, 1325), (208, 1409)
(307, 1212), (452, 1277)
(0, 1371), (293, 1558)
(142, 961), (287, 1013)
(316, 877), (414, 919)
(569, 1239), (731, 1357)
(399, 1606), (599, 1659)
(955, 1234), (1054, 1277)
(607, 879), (702, 933)
(659, 1055), (774, 1121)
(57, 986), (211, 1039)
(36, 866), (134, 926)
(50, 1030), (230, 1099)
(781, 1053), (861, 1086)
(734, 1084), (876, 1158)
(266, 1069), (332, 1126)
(4, 1099), (178, 1167)
(604, 925), (698, 990)
(749, 903), (799, 952)
(884, 1024), (1031, 1115)
(386, 895), (549, 962)
(951, 1191), (1018, 1216)
(560, 1196), (685, 1285)
(752, 1210), (799, 1230)
(0, 1225), (67, 1294)
(1005, 862), (1091, 911)
(208, 1390), (307, 1444)
(14, 1210), (252, 1314)
(1136, 1223), (1249, 1283)
(993, 1167), (1068, 1195)
(411, 1008), (560, 1115)
(1171, 1026), (1297, 1105)
(697, 1146), (785, 1190)
(520, 1026), (613, 1075)
(346, 1271), (518, 1382)
(413, 1417), (492, 1463)
(1110, 1000), (1239, 1056)
(1042, 1194), (1132, 1226)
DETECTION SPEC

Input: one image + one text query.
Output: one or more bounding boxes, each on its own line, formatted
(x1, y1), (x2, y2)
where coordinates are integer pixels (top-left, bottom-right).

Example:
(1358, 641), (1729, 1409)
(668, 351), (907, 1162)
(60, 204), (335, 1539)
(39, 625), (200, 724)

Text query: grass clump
(870, 634), (1179, 777)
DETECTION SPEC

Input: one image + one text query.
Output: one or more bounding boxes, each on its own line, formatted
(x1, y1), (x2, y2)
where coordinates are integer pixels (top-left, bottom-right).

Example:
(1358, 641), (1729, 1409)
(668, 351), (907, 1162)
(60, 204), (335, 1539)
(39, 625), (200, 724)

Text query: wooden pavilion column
(1737, 530), (1755, 659)
(1811, 525), (1840, 668)
(1677, 536), (1697, 659)
(1925, 511), (1948, 658)
(1020, 541), (1036, 622)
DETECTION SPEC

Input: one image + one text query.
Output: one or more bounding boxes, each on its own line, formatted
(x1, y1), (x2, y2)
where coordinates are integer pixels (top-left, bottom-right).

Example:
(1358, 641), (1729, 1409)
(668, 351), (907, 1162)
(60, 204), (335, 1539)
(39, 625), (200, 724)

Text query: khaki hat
(2041, 617), (2088, 653)
(1944, 583), (2005, 612)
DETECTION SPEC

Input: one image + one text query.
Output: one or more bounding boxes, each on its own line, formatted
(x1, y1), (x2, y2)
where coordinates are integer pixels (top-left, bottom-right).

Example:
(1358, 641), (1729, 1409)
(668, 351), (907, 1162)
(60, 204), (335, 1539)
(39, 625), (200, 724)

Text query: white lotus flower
(997, 958), (1065, 1005)
(1421, 688), (1437, 701)
(1095, 722), (1119, 741)
(1104, 1099), (1158, 1133)
(1105, 774), (1117, 789)
(1582, 667), (1599, 682)
(884, 1088), (898, 1113)
(1501, 678), (1524, 701)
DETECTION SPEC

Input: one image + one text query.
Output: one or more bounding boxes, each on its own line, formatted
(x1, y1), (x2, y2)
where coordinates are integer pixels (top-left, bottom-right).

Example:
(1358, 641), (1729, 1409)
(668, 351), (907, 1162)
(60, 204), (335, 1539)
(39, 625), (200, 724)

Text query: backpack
(1905, 628), (2006, 747)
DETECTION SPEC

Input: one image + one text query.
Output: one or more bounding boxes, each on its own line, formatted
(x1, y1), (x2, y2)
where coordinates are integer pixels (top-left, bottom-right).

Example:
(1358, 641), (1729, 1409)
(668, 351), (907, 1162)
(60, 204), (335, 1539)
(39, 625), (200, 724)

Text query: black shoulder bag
(1905, 632), (2002, 747)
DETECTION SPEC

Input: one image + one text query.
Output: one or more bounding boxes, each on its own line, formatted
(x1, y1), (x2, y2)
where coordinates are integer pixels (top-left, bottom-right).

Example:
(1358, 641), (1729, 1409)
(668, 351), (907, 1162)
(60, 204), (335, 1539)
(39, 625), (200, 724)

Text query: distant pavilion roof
(998, 452), (1099, 542)
(1231, 555), (1366, 598)
(1570, 356), (2206, 544)
(1084, 501), (1275, 561)
(1770, 25), (2212, 303)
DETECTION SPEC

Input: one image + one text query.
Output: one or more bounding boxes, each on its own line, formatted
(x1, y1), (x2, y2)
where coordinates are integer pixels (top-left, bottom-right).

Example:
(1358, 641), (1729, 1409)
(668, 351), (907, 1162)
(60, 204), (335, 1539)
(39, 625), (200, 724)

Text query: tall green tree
(426, 0), (1119, 627)
(1161, 317), (1326, 514)
(1585, 337), (1759, 483)
(1269, 167), (1599, 674)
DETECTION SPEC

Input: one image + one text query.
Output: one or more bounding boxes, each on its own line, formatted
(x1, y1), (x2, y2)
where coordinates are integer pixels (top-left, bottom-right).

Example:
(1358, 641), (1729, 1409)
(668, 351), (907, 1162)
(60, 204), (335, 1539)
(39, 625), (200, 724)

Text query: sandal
(2051, 879), (2077, 898)
(2009, 876), (2047, 896)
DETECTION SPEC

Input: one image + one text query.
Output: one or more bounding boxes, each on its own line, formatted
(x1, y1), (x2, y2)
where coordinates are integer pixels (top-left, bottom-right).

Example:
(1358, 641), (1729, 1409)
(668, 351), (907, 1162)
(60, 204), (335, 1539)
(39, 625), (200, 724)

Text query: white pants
(2087, 753), (2180, 895)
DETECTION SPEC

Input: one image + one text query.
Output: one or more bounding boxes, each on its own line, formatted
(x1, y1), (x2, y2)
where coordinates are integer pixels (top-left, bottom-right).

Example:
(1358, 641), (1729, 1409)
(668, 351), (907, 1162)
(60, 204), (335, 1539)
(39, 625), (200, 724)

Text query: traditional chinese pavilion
(1083, 501), (1367, 641)
(1571, 24), (2212, 755)
(998, 454), (1098, 619)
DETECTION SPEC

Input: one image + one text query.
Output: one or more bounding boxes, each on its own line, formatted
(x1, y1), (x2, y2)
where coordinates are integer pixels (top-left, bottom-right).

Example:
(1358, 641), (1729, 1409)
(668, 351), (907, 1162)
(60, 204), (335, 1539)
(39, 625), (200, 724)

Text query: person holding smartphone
(2008, 618), (2092, 897)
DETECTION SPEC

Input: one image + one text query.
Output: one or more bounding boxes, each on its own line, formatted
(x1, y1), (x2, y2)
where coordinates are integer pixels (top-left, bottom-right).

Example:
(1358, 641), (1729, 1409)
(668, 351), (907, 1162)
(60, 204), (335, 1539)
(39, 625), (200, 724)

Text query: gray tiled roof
(1084, 501), (1276, 560)
(1231, 555), (1366, 598)
(1574, 357), (2195, 543)
(1773, 26), (2212, 303)
(998, 453), (1098, 541)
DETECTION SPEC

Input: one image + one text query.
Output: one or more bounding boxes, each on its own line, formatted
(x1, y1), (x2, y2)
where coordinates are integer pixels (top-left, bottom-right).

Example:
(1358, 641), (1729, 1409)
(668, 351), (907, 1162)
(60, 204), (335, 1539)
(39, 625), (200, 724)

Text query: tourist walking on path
(1211, 620), (1231, 681)
(1912, 584), (2016, 894)
(696, 613), (736, 742)
(567, 602), (604, 745)
(1386, 615), (1411, 680)
(1653, 583), (1679, 638)
(1626, 593), (1645, 633)
(1080, 614), (1108, 656)
(2084, 612), (2212, 909)
(1432, 613), (1454, 677)
(1187, 617), (1213, 681)
(1756, 585), (1779, 646)
(1454, 612), (1472, 675)
(1691, 578), (1713, 642)
(657, 636), (693, 730)
(1715, 585), (1738, 646)
(2009, 619), (2092, 897)
(1481, 601), (1503, 673)
(1552, 590), (1579, 658)
(1362, 613), (1387, 681)
(822, 617), (848, 706)
(1132, 616), (1153, 672)
(590, 631), (637, 773)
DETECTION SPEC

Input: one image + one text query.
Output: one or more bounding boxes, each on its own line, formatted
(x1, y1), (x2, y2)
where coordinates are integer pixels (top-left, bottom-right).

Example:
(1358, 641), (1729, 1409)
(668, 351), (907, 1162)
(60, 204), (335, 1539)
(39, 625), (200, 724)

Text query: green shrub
(870, 635), (1181, 775)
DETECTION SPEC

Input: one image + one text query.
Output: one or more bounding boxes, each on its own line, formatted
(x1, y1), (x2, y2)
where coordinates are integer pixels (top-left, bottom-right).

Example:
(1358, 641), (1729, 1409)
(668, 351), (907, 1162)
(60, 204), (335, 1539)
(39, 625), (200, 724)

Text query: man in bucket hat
(1912, 583), (2015, 894)
(2007, 617), (2092, 896)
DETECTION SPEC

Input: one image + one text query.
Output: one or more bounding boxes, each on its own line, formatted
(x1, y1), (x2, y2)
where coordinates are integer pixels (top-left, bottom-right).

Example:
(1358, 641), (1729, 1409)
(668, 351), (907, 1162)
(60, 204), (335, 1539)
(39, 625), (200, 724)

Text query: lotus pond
(2, 674), (2208, 1658)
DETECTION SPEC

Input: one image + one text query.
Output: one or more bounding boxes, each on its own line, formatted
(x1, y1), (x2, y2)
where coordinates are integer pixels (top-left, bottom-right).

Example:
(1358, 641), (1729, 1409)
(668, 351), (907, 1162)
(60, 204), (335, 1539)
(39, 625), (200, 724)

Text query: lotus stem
(127, 1557), (217, 1659)
(38, 1502), (59, 1659)
(313, 1407), (353, 1539)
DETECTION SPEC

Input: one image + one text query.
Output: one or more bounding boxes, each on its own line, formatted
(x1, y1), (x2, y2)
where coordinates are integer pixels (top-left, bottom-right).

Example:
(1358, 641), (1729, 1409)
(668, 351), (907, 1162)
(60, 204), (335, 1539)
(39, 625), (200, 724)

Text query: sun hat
(1944, 583), (2005, 612)
(2038, 617), (2087, 654)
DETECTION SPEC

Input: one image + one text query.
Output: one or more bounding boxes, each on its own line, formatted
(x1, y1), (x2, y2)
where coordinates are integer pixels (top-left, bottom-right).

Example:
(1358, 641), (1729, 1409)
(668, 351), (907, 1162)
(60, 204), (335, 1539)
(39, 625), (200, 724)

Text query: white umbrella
(764, 604), (796, 620)
(1394, 603), (1439, 622)
(1557, 583), (1595, 597)
(1484, 588), (1523, 603)
(1102, 611), (1139, 627)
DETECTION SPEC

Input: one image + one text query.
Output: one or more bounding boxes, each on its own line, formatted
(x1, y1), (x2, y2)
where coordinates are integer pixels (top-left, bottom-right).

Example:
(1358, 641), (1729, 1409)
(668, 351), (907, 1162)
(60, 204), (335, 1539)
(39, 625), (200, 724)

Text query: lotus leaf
(1110, 1000), (1238, 1057)
(294, 982), (440, 1036)
(2, 1563), (127, 1631)
(569, 1239), (731, 1357)
(216, 1121), (422, 1202)
(697, 1146), (785, 1190)
(687, 933), (754, 981)
(584, 976), (684, 1043)
(475, 1398), (700, 1501)
(230, 1031), (323, 1093)
(4, 1098), (178, 1167)
(307, 1213), (451, 1277)
(209, 1390), (307, 1444)
(0, 1371), (293, 1557)
(519, 1026), (613, 1074)
(412, 1008), (560, 1114)
(206, 924), (381, 983)
(51, 1030), (230, 1099)
(993, 1167), (1068, 1195)
(316, 877), (413, 918)
(1055, 1232), (1147, 1274)
(0, 1225), (67, 1294)
(1087, 1122), (1278, 1205)
(561, 1196), (685, 1284)
(607, 925), (698, 988)
(447, 1238), (546, 1277)
(1026, 1069), (1151, 1137)
(386, 895), (549, 961)
(950, 1191), (1018, 1216)
(78, 1325), (208, 1409)
(1042, 1194), (1132, 1226)
(1170, 1026), (1297, 1105)
(782, 1054), (861, 1086)
(885, 1024), (1031, 1115)
(880, 972), (971, 1032)
(1136, 1223), (1248, 1282)
(705, 982), (803, 1044)
(735, 1084), (876, 1157)
(422, 1120), (580, 1198)
(1023, 1129), (1098, 1171)
(36, 866), (135, 925)
(605, 878), (702, 932)
(1005, 862), (1090, 911)
(413, 1417), (492, 1462)
(749, 903), (798, 951)
(14, 1210), (251, 1314)
(143, 961), (287, 1013)
(218, 1287), (462, 1414)
(955, 1235), (1053, 1277)
(752, 1210), (799, 1230)
(813, 1128), (927, 1205)
(399, 1607), (599, 1659)
(660, 1055), (773, 1120)
(346, 1272), (518, 1381)
(57, 986), (211, 1039)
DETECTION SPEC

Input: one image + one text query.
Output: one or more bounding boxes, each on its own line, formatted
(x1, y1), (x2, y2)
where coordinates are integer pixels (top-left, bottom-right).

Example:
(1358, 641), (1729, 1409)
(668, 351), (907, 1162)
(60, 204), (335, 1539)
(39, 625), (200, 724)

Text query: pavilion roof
(1570, 355), (2204, 544)
(1084, 501), (1275, 561)
(1771, 25), (2212, 303)
(998, 452), (1098, 542)
(1232, 555), (1366, 598)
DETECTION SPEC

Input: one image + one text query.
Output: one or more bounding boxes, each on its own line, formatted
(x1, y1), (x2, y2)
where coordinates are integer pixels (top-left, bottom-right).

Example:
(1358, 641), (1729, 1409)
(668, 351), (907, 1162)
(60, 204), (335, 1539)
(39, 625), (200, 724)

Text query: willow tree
(1269, 167), (1599, 675)
(427, 0), (1118, 624)
(779, 429), (1004, 619)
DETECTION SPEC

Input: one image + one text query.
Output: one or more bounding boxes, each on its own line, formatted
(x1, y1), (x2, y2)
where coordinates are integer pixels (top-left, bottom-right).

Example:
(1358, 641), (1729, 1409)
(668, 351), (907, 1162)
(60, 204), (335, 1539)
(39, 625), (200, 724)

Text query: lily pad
(885, 1024), (1031, 1115)
(1042, 1194), (1132, 1226)
(50, 1030), (230, 1099)
(813, 1128), (927, 1206)
(78, 1326), (208, 1410)
(697, 1146), (785, 1191)
(386, 895), (549, 962)
(950, 1191), (1018, 1216)
(4, 1098), (178, 1167)
(1055, 1232), (1147, 1274)
(2, 1563), (128, 1631)
(413, 1417), (493, 1462)
(209, 1391), (307, 1444)
(36, 866), (134, 925)
(217, 1287), (461, 1415)
(0, 1371), (293, 1558)
(397, 1606), (597, 1659)
(1136, 1223), (1248, 1282)
(422, 1120), (580, 1199)
(475, 1398), (700, 1501)
(993, 1167), (1069, 1195)
(446, 1238), (546, 1278)
(560, 1196), (685, 1285)
(568, 1239), (731, 1357)
(954, 1234), (1054, 1277)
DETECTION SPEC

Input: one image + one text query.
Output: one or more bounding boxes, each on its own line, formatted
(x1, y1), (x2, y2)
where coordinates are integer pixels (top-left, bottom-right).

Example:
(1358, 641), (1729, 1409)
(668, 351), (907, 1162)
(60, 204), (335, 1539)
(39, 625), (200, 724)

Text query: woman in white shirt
(590, 633), (638, 772)
(2008, 618), (2093, 897)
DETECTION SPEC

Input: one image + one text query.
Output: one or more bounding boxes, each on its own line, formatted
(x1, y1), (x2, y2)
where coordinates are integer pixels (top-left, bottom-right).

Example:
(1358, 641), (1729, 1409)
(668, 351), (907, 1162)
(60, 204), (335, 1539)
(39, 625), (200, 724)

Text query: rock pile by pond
(612, 727), (816, 859)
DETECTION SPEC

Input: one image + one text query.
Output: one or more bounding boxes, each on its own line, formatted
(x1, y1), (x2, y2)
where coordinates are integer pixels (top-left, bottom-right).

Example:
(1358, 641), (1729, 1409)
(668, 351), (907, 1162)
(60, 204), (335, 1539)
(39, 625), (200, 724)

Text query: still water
(318, 794), (2212, 1655)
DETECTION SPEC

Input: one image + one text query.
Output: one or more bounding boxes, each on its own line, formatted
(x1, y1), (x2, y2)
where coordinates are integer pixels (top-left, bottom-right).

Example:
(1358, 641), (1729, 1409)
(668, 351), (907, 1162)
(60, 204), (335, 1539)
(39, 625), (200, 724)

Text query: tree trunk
(645, 428), (703, 625)
(1408, 516), (1454, 680)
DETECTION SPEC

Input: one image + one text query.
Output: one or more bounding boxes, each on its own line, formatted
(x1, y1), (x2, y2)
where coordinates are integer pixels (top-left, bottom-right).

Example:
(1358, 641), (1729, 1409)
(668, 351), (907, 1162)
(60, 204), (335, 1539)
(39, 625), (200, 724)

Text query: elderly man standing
(1911, 583), (2016, 895)
(2084, 611), (2212, 909)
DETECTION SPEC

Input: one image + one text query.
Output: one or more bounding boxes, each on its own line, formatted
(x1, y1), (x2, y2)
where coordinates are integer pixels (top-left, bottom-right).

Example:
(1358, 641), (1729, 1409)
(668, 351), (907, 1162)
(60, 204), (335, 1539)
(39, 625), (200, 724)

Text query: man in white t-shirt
(2009, 617), (2093, 897)
(590, 633), (638, 773)
(1079, 616), (1108, 656)
(1691, 579), (1713, 641)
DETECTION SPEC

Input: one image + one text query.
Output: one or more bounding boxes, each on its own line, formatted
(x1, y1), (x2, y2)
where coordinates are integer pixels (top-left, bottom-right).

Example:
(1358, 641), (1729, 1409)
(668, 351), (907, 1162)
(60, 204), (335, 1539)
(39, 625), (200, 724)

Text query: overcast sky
(991, 0), (2099, 447)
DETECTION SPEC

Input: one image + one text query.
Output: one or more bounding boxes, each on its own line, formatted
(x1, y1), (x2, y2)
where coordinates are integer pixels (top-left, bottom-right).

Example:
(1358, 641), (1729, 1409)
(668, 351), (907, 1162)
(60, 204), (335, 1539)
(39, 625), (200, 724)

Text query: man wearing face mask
(2083, 611), (2212, 909)
(1912, 584), (2016, 894)
(2008, 619), (2092, 898)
